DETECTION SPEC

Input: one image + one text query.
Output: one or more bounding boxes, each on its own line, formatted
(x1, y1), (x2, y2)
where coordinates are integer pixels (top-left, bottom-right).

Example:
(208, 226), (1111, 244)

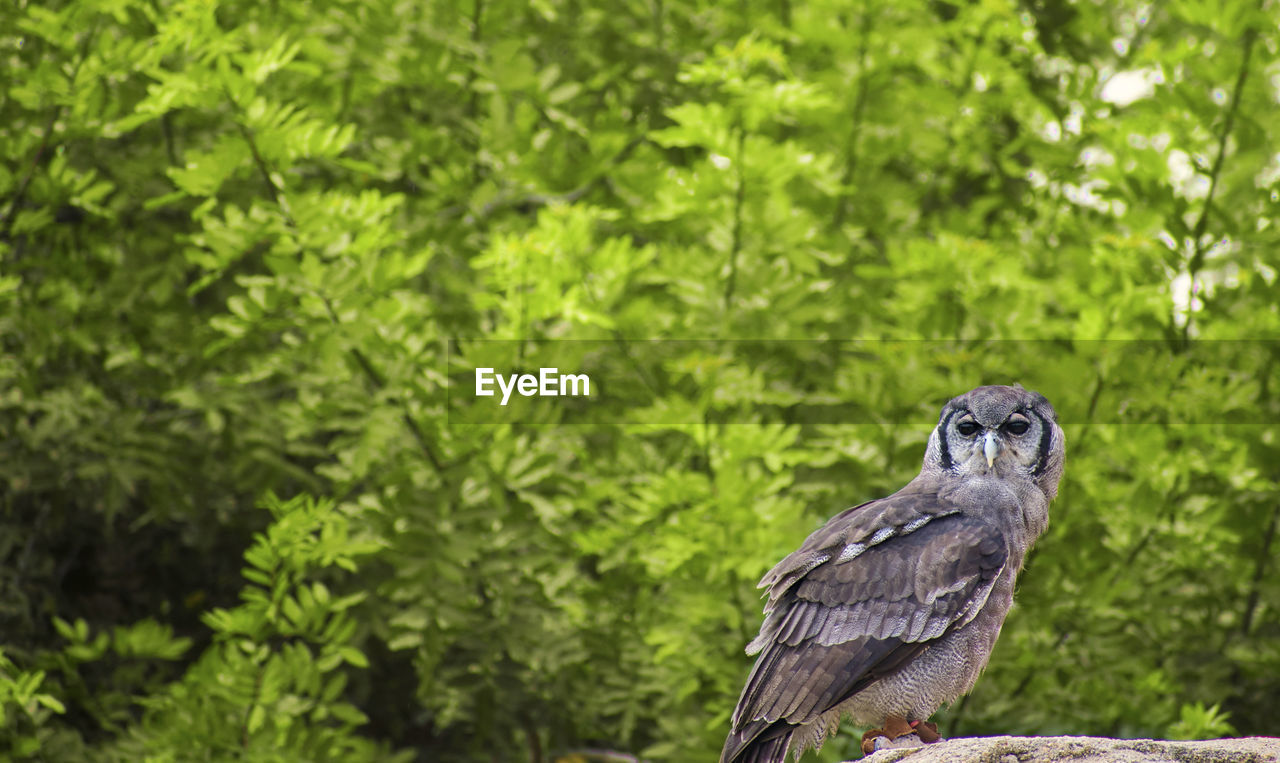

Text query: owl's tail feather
(720, 719), (795, 763)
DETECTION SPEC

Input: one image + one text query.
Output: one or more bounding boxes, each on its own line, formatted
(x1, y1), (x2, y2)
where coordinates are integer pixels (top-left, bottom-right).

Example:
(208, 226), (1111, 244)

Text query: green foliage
(0, 650), (66, 758)
(34, 494), (401, 761)
(2, 0), (1279, 760)
(94, 493), (400, 761)
(1167, 703), (1236, 741)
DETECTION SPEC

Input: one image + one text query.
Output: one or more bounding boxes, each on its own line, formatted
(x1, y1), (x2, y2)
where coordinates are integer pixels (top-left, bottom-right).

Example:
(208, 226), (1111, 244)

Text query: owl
(722, 385), (1065, 763)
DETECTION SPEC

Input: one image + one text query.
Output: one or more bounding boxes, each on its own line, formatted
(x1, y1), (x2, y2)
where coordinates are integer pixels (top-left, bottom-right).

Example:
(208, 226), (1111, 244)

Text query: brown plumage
(722, 386), (1065, 763)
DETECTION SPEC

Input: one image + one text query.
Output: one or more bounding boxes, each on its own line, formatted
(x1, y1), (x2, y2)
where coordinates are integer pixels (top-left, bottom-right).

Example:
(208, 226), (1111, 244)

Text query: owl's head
(925, 385), (1065, 499)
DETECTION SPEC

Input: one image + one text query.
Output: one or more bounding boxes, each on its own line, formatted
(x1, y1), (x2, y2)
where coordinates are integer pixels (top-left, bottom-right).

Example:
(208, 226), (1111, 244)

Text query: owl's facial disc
(948, 409), (1037, 475)
(932, 385), (1061, 496)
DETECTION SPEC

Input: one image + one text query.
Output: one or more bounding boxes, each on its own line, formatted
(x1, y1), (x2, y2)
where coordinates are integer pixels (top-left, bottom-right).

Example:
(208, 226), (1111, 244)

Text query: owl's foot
(910, 720), (942, 743)
(860, 716), (923, 755)
(862, 733), (924, 754)
(859, 718), (944, 755)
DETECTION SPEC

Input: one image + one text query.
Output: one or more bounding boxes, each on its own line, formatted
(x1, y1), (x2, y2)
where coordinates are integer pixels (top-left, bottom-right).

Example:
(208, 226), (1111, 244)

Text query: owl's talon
(910, 720), (942, 743)
(860, 729), (887, 756)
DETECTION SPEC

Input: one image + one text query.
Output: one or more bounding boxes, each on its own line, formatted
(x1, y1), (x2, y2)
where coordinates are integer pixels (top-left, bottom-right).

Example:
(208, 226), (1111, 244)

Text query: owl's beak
(983, 431), (1000, 468)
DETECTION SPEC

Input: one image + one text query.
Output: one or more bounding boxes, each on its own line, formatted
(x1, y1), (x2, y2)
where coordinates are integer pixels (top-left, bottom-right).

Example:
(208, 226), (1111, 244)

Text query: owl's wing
(722, 487), (1007, 762)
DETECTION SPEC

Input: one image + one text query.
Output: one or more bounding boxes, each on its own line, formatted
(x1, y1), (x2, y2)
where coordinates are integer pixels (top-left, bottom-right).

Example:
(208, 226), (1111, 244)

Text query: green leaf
(337, 646), (368, 668)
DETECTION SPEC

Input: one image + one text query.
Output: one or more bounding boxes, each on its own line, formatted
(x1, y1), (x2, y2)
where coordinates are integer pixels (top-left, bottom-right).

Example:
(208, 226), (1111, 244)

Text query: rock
(853, 736), (1280, 763)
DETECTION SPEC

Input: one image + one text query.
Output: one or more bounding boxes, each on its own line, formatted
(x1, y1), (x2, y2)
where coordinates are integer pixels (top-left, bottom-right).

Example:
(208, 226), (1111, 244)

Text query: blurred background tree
(1, 0), (1277, 760)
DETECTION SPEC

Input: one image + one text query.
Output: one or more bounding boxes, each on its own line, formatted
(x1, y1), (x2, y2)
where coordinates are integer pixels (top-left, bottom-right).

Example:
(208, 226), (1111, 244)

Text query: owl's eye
(956, 421), (980, 436)
(1005, 419), (1030, 435)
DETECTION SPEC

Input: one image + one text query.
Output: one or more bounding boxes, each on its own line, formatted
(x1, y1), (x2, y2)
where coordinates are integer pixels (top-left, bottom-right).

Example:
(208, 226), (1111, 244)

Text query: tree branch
(0, 26), (98, 241)
(466, 0), (486, 184)
(834, 10), (872, 229)
(1241, 501), (1279, 636)
(439, 135), (648, 222)
(724, 128), (746, 309)
(240, 636), (267, 748)
(319, 297), (447, 475)
(229, 105), (296, 225)
(1182, 13), (1259, 344)
(1052, 368), (1104, 524)
(226, 92), (447, 476)
(0, 108), (62, 241)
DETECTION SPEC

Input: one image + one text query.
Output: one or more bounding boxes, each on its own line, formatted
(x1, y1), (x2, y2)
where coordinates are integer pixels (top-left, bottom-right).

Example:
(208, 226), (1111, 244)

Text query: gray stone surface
(853, 736), (1280, 763)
